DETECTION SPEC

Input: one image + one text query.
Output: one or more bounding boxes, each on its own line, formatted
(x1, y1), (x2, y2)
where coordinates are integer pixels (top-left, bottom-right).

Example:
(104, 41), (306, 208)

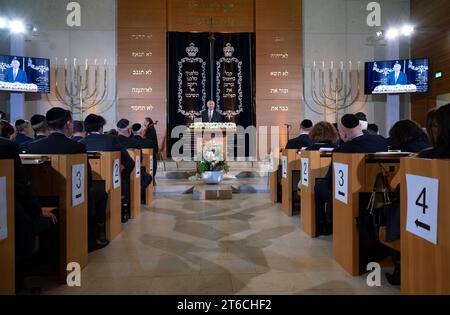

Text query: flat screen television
(0, 55), (50, 93)
(364, 58), (429, 95)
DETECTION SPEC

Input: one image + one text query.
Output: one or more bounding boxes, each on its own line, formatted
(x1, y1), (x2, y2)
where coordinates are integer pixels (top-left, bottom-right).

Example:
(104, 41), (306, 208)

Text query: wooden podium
(188, 127), (235, 160)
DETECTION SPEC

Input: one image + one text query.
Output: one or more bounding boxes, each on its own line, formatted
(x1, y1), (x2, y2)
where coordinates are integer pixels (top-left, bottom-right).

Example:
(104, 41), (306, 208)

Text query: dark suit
(24, 132), (86, 154)
(202, 110), (222, 123)
(14, 133), (33, 146)
(285, 134), (313, 149)
(4, 67), (28, 84)
(387, 71), (408, 85)
(314, 134), (389, 235)
(71, 136), (84, 142)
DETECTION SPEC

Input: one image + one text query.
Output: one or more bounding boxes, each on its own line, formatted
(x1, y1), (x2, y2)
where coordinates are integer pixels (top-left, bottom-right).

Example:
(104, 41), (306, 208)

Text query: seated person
(285, 119), (313, 149)
(80, 114), (135, 222)
(14, 119), (33, 146)
(388, 120), (431, 153)
(4, 58), (28, 84)
(202, 100), (222, 123)
(0, 120), (15, 140)
(419, 103), (450, 159)
(116, 119), (152, 197)
(306, 121), (339, 151)
(72, 120), (86, 142)
(23, 108), (109, 252)
(387, 62), (408, 85)
(30, 114), (50, 140)
(368, 123), (379, 135)
(314, 114), (388, 235)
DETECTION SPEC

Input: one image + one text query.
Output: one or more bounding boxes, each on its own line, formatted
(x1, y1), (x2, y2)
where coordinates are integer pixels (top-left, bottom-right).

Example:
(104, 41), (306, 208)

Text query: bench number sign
(334, 163), (348, 204)
(72, 164), (85, 207)
(406, 174), (439, 245)
(0, 177), (7, 240)
(113, 159), (121, 189)
(136, 155), (141, 179)
(301, 158), (309, 187)
(282, 156), (288, 179)
(149, 155), (153, 172)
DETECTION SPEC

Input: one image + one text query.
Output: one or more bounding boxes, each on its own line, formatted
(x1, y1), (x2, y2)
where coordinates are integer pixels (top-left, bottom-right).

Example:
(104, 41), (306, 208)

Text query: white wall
(0, 0), (117, 128)
(303, 0), (411, 136)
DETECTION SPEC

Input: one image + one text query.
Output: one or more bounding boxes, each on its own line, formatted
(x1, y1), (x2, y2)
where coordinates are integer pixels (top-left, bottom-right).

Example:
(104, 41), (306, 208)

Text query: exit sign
(435, 71), (443, 79)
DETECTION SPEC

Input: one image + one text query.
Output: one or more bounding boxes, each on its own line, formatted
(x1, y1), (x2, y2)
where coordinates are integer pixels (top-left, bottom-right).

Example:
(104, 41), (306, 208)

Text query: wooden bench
(127, 149), (142, 219)
(281, 149), (302, 216)
(141, 148), (154, 207)
(332, 153), (404, 276)
(299, 150), (332, 237)
(400, 157), (450, 294)
(0, 159), (15, 295)
(88, 152), (122, 241)
(20, 154), (88, 283)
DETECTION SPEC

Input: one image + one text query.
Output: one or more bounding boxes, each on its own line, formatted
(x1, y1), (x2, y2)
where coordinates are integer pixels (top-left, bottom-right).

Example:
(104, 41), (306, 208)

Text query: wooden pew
(281, 149), (302, 216)
(332, 153), (404, 276)
(141, 148), (154, 207)
(299, 150), (332, 237)
(0, 160), (15, 295)
(127, 149), (141, 219)
(20, 154), (88, 283)
(400, 157), (450, 294)
(88, 152), (122, 241)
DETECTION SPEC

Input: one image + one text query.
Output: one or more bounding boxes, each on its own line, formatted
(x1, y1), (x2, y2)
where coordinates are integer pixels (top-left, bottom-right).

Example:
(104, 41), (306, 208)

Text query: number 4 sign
(406, 174), (439, 245)
(334, 163), (348, 204)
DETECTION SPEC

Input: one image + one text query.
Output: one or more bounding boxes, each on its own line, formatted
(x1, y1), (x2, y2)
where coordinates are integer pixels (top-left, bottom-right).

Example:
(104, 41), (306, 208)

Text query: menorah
(303, 61), (366, 122)
(47, 58), (114, 119)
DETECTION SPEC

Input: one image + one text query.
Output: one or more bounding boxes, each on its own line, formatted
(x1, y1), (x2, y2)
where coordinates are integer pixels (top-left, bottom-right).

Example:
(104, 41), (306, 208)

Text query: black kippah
(355, 112), (367, 122)
(30, 114), (46, 129)
(132, 123), (142, 132)
(15, 119), (28, 128)
(341, 114), (359, 129)
(117, 119), (130, 130)
(46, 107), (68, 124)
(301, 119), (313, 129)
(84, 114), (102, 125)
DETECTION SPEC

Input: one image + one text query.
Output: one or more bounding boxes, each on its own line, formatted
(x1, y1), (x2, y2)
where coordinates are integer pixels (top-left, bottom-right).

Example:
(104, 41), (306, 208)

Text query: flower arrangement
(196, 141), (229, 174)
(189, 122), (237, 130)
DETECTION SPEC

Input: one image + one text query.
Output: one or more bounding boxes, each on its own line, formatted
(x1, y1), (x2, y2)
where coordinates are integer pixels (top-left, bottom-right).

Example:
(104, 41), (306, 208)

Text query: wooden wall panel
(118, 0), (166, 28)
(167, 0), (254, 32)
(117, 29), (166, 64)
(256, 0), (302, 30)
(255, 31), (302, 65)
(411, 0), (450, 126)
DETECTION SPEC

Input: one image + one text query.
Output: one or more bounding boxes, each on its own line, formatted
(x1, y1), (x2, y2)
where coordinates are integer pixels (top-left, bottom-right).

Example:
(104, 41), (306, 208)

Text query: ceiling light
(10, 20), (25, 33)
(386, 28), (399, 40)
(401, 25), (414, 36)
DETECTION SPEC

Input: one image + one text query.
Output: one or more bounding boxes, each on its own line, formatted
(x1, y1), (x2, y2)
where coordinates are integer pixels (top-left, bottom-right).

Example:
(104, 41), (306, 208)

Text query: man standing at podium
(202, 100), (222, 123)
(4, 58), (28, 84)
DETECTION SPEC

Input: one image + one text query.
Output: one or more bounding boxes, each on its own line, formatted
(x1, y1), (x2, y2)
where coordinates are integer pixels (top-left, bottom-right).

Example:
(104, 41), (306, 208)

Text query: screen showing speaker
(0, 55), (50, 93)
(364, 58), (429, 95)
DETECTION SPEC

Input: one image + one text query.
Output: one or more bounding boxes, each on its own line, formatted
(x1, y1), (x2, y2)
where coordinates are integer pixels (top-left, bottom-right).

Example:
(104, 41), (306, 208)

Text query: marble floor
(28, 193), (400, 295)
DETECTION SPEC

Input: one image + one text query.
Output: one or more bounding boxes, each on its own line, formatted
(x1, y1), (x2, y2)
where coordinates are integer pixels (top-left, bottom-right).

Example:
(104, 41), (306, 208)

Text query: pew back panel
(281, 149), (301, 216)
(0, 160), (15, 295)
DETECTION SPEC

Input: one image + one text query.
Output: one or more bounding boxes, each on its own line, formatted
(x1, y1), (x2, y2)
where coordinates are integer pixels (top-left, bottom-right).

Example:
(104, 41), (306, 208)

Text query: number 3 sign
(334, 162), (348, 204)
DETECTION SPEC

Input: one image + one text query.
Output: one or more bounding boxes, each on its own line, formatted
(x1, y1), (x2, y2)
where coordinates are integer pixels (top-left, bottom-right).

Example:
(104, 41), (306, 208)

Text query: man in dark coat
(314, 114), (388, 235)
(201, 100), (222, 123)
(14, 119), (33, 146)
(285, 119), (314, 149)
(80, 114), (135, 222)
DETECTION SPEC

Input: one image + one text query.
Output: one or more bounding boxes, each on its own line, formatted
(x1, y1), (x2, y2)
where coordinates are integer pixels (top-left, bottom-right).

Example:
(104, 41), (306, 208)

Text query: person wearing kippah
(30, 114), (49, 140)
(80, 114), (136, 223)
(14, 119), (33, 146)
(116, 119), (152, 197)
(285, 119), (314, 149)
(72, 121), (86, 142)
(314, 114), (388, 236)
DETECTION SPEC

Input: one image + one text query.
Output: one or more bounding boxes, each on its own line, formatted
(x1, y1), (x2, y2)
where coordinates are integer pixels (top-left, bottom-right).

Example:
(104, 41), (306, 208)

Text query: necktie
(209, 111), (212, 122)
(395, 73), (398, 83)
(14, 69), (18, 80)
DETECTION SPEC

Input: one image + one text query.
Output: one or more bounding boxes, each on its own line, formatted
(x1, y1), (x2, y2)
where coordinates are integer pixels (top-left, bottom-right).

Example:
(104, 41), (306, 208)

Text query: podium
(188, 127), (236, 160)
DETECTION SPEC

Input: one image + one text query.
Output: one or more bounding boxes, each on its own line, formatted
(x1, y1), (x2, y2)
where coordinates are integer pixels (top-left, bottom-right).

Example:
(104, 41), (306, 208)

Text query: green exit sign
(435, 71), (443, 79)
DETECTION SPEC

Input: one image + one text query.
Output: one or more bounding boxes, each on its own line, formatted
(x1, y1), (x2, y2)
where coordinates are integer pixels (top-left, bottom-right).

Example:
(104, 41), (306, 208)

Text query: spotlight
(32, 26), (38, 32)
(401, 25), (414, 36)
(386, 28), (399, 40)
(0, 18), (7, 29)
(10, 20), (25, 33)
(376, 31), (384, 38)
